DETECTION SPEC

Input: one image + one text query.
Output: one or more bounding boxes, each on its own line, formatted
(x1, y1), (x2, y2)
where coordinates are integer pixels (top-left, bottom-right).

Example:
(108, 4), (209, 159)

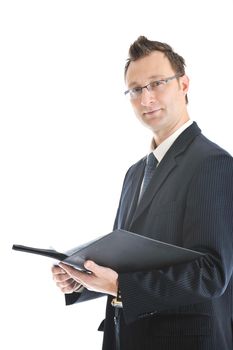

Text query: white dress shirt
(138, 120), (193, 202)
(153, 120), (193, 163)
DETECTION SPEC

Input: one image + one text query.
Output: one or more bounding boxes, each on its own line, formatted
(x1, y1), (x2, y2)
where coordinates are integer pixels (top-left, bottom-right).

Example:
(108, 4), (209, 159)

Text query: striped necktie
(140, 152), (158, 199)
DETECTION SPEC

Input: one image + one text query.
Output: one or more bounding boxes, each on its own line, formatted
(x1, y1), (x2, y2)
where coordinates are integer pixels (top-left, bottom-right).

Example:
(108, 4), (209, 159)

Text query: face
(125, 51), (189, 143)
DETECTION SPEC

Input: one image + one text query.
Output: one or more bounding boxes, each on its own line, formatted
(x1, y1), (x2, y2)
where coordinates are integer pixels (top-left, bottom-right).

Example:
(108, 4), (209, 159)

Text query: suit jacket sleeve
(65, 288), (104, 305)
(118, 154), (233, 324)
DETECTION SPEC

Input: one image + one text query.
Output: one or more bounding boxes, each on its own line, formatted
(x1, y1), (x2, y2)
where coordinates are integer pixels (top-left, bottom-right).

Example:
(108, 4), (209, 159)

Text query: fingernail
(84, 261), (91, 268)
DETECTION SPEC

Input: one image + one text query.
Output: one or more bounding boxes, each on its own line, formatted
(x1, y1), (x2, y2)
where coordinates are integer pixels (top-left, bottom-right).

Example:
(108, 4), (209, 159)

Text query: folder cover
(12, 229), (203, 273)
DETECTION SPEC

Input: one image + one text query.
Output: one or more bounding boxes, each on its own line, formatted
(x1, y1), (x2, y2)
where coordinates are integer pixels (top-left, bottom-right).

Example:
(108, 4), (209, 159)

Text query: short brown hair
(125, 36), (188, 103)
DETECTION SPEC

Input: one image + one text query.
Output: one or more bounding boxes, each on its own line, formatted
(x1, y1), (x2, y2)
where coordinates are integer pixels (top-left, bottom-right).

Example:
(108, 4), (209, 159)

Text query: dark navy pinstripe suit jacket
(67, 122), (233, 350)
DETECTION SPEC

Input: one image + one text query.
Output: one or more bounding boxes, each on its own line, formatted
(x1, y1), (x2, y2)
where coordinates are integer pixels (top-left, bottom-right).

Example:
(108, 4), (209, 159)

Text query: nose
(140, 87), (157, 106)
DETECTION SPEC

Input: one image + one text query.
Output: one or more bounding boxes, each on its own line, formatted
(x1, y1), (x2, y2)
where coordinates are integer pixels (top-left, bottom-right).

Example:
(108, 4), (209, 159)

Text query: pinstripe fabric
(108, 122), (233, 350)
(66, 122), (233, 350)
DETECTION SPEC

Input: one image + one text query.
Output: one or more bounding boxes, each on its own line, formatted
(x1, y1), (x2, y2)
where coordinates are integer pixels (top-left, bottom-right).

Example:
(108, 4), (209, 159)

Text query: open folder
(12, 229), (203, 273)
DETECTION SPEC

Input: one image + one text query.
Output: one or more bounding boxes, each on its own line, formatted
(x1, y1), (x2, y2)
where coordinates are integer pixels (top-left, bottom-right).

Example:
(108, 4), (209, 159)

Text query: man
(52, 36), (233, 349)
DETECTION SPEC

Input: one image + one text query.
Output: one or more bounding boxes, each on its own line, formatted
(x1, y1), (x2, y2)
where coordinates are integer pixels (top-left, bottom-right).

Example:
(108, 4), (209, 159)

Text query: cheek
(131, 102), (142, 116)
(162, 90), (180, 111)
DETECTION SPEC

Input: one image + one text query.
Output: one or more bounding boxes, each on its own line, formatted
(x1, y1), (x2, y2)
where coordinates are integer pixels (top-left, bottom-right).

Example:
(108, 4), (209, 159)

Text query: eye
(150, 80), (165, 89)
(131, 86), (142, 94)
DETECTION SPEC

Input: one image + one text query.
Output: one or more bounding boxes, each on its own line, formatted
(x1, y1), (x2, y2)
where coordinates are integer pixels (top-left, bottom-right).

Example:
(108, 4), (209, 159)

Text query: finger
(84, 260), (104, 274)
(58, 264), (93, 287)
(59, 262), (78, 275)
(58, 262), (85, 282)
(59, 280), (80, 294)
(56, 277), (74, 288)
(53, 271), (72, 283)
(51, 265), (66, 275)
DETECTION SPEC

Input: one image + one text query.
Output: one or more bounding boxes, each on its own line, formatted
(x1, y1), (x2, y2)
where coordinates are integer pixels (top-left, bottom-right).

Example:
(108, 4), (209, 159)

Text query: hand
(58, 261), (119, 296)
(51, 265), (82, 294)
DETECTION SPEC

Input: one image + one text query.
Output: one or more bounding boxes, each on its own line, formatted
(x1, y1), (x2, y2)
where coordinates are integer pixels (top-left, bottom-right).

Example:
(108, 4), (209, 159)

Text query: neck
(153, 114), (190, 146)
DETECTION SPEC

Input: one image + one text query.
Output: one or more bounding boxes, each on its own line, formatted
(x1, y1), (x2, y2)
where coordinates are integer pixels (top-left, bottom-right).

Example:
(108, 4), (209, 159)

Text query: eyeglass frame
(124, 73), (184, 100)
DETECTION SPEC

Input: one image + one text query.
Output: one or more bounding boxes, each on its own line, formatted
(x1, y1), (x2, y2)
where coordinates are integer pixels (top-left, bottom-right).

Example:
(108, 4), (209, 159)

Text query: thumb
(84, 260), (101, 273)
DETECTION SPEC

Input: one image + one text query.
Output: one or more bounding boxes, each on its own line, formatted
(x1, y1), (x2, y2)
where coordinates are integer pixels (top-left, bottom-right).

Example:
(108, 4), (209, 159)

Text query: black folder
(12, 229), (203, 273)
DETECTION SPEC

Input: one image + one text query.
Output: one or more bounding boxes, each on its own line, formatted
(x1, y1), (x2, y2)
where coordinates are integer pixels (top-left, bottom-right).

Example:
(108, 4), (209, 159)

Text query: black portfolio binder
(12, 229), (203, 273)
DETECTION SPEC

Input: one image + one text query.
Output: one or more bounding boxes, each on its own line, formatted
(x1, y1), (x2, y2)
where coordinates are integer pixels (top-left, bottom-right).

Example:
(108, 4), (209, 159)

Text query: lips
(143, 108), (162, 116)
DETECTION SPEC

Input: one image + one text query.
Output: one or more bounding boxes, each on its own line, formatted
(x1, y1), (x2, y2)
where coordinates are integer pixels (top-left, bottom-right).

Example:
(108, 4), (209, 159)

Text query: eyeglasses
(124, 73), (183, 100)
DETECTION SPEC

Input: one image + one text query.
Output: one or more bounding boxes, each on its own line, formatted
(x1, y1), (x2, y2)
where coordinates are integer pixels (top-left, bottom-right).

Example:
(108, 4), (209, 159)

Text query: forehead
(126, 51), (174, 87)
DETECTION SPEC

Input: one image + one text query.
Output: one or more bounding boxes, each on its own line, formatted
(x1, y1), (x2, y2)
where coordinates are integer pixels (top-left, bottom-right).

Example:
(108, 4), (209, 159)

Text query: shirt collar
(152, 120), (193, 163)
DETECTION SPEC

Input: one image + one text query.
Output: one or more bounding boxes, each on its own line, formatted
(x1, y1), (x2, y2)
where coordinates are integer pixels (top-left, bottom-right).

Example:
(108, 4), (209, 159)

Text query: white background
(0, 0), (233, 349)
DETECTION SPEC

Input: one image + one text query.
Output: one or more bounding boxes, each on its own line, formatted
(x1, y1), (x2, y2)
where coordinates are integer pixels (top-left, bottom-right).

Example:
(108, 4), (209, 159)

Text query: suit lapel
(124, 159), (146, 229)
(130, 156), (177, 227)
(128, 122), (201, 229)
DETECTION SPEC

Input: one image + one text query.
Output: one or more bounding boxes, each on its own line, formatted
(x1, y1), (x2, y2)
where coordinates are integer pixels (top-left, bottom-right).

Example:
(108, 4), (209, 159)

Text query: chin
(144, 117), (162, 130)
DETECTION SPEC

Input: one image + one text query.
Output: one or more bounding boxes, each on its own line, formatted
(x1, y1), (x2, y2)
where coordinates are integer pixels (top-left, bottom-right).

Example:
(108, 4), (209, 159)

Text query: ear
(180, 74), (189, 95)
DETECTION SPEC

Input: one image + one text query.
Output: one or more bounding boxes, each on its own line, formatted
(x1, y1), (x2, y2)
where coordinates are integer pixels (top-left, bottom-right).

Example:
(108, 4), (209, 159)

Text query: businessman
(52, 36), (233, 349)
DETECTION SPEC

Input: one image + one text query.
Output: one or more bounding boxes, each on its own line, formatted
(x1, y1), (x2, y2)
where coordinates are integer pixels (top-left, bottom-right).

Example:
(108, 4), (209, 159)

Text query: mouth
(143, 108), (162, 117)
